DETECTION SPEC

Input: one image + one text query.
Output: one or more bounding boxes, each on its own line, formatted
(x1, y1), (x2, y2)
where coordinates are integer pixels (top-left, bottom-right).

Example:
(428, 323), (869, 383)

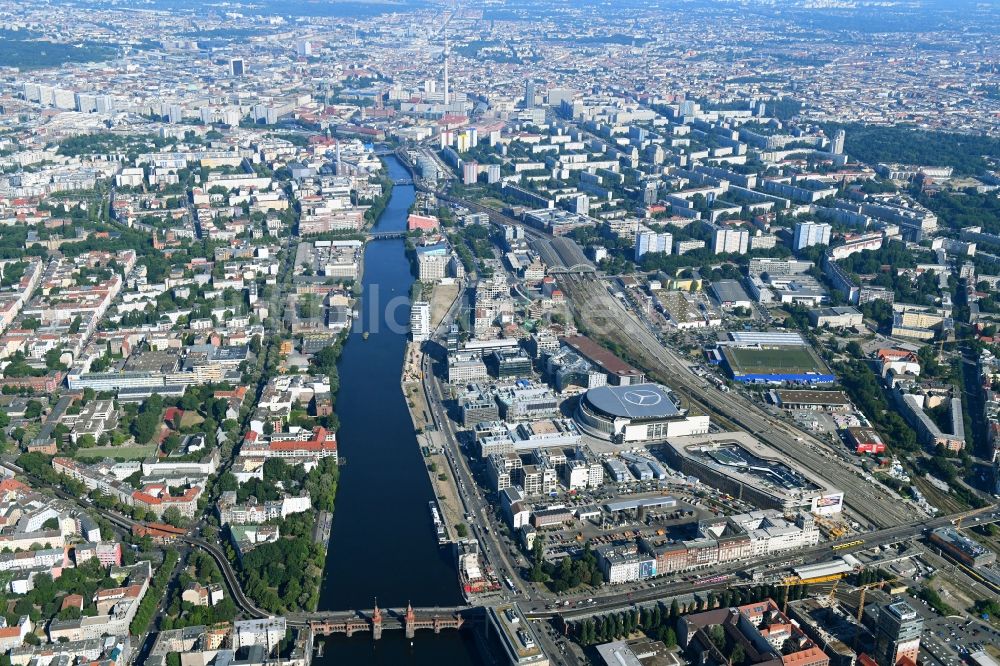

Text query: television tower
(443, 34), (450, 107)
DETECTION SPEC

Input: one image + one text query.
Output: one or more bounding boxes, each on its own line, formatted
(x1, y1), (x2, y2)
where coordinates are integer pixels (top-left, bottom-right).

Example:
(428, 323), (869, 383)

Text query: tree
(133, 413), (159, 443)
(709, 624), (726, 651)
(162, 433), (182, 454)
(162, 507), (184, 527)
(216, 472), (238, 493)
(455, 523), (468, 538)
(731, 643), (747, 666)
(25, 400), (43, 420)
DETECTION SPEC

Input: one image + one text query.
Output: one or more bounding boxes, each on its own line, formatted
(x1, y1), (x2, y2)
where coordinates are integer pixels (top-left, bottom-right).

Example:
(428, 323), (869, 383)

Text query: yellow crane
(813, 514), (848, 540)
(827, 578), (840, 603)
(773, 574), (844, 613)
(853, 577), (899, 651)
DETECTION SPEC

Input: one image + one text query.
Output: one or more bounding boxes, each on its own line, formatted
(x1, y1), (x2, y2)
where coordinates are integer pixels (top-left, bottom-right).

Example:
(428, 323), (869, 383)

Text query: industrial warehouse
(573, 383), (711, 443)
(657, 432), (845, 516)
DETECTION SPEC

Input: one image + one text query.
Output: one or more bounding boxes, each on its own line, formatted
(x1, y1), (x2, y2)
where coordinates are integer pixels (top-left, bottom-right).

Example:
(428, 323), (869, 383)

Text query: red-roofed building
(877, 348), (921, 378)
(407, 214), (440, 232)
(61, 594), (84, 611)
(782, 646), (830, 666)
(240, 426), (338, 467)
(0, 616), (32, 652)
(131, 522), (185, 544)
(846, 426), (887, 455)
(132, 484), (201, 519)
(0, 478), (30, 500)
(681, 599), (829, 666)
(438, 114), (469, 129)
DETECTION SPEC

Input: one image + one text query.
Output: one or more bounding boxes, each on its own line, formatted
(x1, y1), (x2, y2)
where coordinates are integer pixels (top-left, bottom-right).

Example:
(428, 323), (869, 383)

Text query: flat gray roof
(712, 279), (751, 302)
(583, 383), (681, 420)
(605, 496), (678, 512)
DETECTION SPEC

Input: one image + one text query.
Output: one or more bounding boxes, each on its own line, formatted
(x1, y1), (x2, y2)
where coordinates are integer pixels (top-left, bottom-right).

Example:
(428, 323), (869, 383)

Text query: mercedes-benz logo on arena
(623, 390), (662, 406)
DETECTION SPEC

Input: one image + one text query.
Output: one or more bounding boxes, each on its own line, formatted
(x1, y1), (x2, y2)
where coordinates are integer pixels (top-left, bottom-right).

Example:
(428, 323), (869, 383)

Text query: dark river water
(313, 156), (482, 664)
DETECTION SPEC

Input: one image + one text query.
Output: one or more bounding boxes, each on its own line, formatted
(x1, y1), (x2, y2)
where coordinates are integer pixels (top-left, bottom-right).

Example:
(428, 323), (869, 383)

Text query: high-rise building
(875, 600), (922, 666)
(712, 226), (749, 255)
(547, 88), (576, 107)
(229, 58), (245, 77)
(463, 161), (479, 185)
(634, 231), (673, 261)
(793, 222), (833, 251)
(524, 79), (536, 109)
(832, 129), (846, 155)
(296, 40), (312, 56)
(410, 301), (431, 342)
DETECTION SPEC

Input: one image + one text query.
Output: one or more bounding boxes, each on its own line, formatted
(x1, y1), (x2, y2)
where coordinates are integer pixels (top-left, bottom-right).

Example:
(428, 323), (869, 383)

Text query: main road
(29, 460), (997, 624)
(559, 273), (917, 529)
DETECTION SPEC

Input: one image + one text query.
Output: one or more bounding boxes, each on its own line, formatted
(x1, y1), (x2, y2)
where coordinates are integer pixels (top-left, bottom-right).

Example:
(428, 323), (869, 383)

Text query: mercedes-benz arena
(574, 383), (710, 443)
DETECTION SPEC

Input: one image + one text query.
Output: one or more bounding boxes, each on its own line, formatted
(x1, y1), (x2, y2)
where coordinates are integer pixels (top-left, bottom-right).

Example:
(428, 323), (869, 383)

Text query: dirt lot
(429, 282), (460, 328)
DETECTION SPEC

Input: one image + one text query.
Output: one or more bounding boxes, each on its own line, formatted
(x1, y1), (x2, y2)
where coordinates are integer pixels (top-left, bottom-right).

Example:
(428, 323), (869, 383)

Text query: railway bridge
(301, 602), (469, 640)
(366, 230), (407, 240)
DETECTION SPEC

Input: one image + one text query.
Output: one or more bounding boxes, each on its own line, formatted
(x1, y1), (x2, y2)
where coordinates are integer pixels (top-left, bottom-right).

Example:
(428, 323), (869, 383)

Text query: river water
(312, 156), (481, 664)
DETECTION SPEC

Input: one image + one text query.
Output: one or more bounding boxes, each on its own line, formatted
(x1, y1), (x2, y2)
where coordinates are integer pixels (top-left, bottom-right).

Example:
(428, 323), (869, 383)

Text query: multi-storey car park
(657, 432), (845, 517)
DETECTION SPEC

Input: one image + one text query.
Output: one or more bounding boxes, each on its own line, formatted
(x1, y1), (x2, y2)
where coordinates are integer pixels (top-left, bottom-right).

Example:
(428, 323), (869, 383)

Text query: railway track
(561, 273), (915, 529)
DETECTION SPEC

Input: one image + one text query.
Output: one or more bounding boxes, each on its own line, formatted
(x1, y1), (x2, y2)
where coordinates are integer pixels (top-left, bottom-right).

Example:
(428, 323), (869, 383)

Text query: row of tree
(130, 549), (180, 635)
(570, 583), (813, 650)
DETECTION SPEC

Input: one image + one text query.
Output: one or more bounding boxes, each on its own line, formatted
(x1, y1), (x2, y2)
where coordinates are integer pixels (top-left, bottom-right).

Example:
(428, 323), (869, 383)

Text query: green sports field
(722, 345), (830, 376)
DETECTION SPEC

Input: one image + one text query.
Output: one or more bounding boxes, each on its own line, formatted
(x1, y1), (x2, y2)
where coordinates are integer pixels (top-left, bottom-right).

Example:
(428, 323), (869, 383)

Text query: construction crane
(813, 514), (848, 540)
(853, 577), (899, 652)
(773, 574), (844, 613)
(827, 578), (840, 603)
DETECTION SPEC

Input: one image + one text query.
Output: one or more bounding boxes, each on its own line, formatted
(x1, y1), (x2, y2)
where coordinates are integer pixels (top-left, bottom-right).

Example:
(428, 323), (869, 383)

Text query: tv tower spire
(443, 34), (450, 107)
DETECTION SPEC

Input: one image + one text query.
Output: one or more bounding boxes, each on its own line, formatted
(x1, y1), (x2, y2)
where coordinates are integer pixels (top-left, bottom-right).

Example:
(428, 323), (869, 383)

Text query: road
(422, 347), (529, 598)
(398, 265), (1000, 618)
(524, 506), (999, 619)
(560, 273), (917, 529)
(9, 457), (272, 623)
(420, 168), (930, 529)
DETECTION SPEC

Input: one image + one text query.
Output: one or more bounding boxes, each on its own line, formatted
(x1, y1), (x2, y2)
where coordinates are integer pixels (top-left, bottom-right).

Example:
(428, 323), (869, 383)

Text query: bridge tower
(372, 601), (383, 641)
(405, 601), (416, 639)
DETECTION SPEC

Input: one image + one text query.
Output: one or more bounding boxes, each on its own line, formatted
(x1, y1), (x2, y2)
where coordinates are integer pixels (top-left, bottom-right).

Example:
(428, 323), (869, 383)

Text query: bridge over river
(365, 230), (408, 240)
(287, 603), (474, 640)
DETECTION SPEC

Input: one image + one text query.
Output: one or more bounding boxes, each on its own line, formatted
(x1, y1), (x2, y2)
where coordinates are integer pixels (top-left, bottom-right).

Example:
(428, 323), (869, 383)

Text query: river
(313, 156), (482, 664)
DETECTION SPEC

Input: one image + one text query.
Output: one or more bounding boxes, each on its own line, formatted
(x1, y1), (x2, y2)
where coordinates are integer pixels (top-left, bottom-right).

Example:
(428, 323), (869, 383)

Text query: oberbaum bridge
(287, 602), (470, 640)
